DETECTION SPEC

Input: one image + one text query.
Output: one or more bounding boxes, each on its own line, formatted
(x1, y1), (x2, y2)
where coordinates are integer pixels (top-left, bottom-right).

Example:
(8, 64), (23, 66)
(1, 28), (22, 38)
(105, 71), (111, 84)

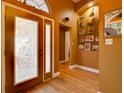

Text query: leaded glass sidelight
(17, 0), (50, 13)
(45, 23), (51, 73)
(15, 16), (38, 85)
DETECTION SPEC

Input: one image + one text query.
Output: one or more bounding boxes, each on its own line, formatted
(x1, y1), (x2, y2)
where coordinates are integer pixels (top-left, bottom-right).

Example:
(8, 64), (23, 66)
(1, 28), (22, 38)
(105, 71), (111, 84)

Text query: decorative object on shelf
(84, 43), (92, 51)
(86, 35), (94, 42)
(79, 36), (85, 43)
(89, 8), (95, 17)
(78, 44), (84, 50)
(104, 9), (122, 36)
(77, 17), (85, 35)
(87, 26), (94, 34)
(87, 18), (98, 34)
(95, 36), (99, 42)
(92, 45), (99, 51)
(78, 27), (86, 35)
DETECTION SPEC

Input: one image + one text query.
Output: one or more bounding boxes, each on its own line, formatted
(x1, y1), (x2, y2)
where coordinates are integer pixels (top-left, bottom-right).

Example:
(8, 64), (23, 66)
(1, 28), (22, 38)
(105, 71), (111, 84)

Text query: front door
(5, 6), (43, 93)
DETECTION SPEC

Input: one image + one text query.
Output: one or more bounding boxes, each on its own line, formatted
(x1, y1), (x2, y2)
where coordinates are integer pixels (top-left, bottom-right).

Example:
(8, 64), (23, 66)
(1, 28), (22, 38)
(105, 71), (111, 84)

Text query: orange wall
(48, 0), (79, 72)
(76, 51), (99, 69)
(99, 0), (122, 93)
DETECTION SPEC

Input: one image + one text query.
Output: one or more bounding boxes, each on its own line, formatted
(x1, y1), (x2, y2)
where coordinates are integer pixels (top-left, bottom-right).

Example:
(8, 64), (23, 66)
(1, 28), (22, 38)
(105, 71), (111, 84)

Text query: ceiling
(72, 0), (81, 3)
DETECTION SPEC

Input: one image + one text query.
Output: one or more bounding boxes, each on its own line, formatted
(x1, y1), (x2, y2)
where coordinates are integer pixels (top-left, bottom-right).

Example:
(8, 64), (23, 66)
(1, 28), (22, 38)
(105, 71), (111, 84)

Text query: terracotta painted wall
(76, 6), (99, 69)
(99, 0), (122, 93)
(76, 51), (99, 69)
(48, 0), (79, 72)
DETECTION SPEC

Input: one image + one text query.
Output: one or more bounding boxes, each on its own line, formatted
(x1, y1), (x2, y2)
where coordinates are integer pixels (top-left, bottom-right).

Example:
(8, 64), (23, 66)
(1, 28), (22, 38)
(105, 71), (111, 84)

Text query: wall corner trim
(69, 64), (100, 74)
(53, 72), (60, 78)
(60, 60), (69, 64)
(69, 65), (77, 69)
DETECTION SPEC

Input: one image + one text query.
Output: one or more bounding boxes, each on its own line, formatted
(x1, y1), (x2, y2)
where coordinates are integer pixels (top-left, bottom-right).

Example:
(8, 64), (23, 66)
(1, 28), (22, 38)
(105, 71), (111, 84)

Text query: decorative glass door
(15, 17), (38, 85)
(5, 7), (43, 93)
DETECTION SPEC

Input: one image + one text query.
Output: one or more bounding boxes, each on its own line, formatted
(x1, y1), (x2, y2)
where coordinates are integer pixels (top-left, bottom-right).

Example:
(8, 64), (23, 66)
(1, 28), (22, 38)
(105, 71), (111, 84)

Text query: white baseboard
(69, 64), (100, 74)
(69, 65), (77, 69)
(53, 72), (60, 78)
(98, 91), (102, 93)
(60, 60), (69, 64)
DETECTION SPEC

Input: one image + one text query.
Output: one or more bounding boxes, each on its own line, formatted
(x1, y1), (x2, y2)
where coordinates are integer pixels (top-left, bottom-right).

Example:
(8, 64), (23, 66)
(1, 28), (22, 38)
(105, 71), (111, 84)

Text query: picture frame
(87, 18), (98, 34)
(104, 9), (122, 37)
(84, 43), (91, 51)
(92, 45), (99, 51)
(95, 36), (99, 42)
(78, 44), (84, 50)
(86, 35), (94, 42)
(79, 36), (85, 42)
(87, 26), (95, 34)
(78, 28), (86, 35)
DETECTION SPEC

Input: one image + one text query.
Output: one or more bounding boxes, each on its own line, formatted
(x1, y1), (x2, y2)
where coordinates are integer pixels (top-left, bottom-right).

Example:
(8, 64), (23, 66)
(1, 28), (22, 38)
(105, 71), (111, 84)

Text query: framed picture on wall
(78, 28), (86, 35)
(87, 18), (98, 34)
(104, 9), (122, 37)
(92, 45), (99, 51)
(84, 43), (91, 51)
(87, 26), (95, 34)
(78, 44), (84, 50)
(95, 36), (99, 42)
(86, 35), (94, 42)
(79, 36), (85, 42)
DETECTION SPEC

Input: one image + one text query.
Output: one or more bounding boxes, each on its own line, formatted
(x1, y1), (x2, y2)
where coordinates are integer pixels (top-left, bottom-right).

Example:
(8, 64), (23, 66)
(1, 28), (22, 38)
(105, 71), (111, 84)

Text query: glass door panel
(15, 17), (38, 85)
(45, 23), (51, 73)
(44, 20), (52, 80)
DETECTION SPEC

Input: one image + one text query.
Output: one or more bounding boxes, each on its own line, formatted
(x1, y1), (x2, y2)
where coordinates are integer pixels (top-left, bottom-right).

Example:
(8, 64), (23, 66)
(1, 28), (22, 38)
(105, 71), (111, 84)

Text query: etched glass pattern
(17, 0), (50, 13)
(15, 17), (38, 85)
(45, 23), (51, 73)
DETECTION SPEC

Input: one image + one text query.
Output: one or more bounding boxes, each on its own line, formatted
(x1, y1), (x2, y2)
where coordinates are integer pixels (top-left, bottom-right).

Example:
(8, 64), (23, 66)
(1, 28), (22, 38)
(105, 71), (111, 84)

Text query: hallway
(24, 63), (99, 93)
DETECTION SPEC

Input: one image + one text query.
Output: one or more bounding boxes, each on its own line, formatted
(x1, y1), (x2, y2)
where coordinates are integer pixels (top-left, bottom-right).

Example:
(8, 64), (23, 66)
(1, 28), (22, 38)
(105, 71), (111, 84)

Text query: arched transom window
(17, 0), (50, 14)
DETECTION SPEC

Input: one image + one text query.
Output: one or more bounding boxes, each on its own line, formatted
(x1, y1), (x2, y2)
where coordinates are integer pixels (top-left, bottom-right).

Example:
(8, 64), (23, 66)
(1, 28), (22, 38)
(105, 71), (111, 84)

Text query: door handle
(39, 49), (43, 56)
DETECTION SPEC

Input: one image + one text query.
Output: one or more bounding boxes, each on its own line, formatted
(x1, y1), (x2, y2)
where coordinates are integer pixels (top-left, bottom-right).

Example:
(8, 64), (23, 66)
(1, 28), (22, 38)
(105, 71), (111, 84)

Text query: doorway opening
(59, 24), (71, 67)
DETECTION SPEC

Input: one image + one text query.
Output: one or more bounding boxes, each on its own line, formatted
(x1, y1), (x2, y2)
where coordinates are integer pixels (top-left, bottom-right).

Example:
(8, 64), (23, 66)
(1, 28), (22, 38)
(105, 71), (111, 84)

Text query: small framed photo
(84, 43), (91, 51)
(95, 36), (99, 42)
(92, 45), (99, 51)
(87, 26), (95, 34)
(79, 36), (85, 42)
(86, 35), (94, 42)
(78, 44), (84, 50)
(78, 29), (85, 35)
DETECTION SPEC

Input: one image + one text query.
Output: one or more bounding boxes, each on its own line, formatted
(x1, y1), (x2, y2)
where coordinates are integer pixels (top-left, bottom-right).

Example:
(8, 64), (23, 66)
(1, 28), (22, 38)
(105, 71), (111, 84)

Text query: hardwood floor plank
(23, 63), (99, 93)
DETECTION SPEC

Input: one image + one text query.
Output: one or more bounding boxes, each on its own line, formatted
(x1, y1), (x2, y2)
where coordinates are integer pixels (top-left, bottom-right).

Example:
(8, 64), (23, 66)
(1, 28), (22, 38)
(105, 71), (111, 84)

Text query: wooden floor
(23, 63), (99, 93)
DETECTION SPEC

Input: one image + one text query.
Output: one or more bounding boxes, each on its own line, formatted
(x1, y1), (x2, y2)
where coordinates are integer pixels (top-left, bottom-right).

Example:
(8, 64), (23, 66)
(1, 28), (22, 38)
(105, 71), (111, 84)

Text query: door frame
(59, 23), (71, 64)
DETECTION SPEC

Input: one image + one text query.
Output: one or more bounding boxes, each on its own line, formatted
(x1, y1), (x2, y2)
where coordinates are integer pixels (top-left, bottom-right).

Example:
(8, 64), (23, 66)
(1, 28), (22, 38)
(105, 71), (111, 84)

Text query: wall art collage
(77, 17), (99, 51)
